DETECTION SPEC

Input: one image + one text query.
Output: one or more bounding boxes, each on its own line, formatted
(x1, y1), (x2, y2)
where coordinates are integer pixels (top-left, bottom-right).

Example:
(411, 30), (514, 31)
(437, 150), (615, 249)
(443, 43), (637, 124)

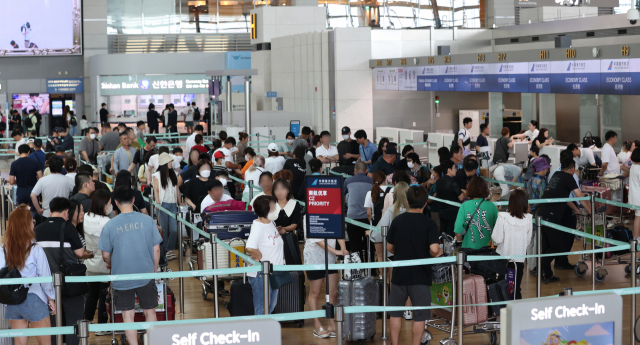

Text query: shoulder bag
(269, 264), (293, 289)
(59, 222), (89, 298)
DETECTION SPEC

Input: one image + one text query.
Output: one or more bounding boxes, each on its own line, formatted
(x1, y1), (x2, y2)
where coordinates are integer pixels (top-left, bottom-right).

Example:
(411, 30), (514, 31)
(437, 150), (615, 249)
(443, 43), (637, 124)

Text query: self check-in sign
(145, 319), (281, 345)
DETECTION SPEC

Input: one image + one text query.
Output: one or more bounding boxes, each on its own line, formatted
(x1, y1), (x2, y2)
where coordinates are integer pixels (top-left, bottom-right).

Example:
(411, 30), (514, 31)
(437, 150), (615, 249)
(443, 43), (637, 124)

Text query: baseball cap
(268, 143), (279, 152)
(385, 146), (398, 155)
(213, 151), (224, 160)
(341, 126), (351, 135)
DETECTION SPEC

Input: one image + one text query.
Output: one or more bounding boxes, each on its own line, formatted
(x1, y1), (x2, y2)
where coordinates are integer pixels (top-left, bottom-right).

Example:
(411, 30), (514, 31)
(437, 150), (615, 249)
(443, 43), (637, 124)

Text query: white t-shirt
(363, 186), (393, 210)
(574, 148), (596, 167)
(214, 148), (234, 171)
(523, 129), (539, 141)
(601, 143), (621, 175)
(243, 167), (264, 195)
(304, 238), (337, 265)
(315, 145), (339, 158)
(31, 173), (75, 217)
(185, 106), (194, 121)
(200, 194), (233, 211)
(152, 171), (177, 203)
(246, 220), (284, 277)
(66, 172), (77, 181)
(185, 132), (197, 153)
(458, 128), (471, 151)
(618, 151), (631, 164)
(264, 156), (285, 174)
(14, 138), (27, 160)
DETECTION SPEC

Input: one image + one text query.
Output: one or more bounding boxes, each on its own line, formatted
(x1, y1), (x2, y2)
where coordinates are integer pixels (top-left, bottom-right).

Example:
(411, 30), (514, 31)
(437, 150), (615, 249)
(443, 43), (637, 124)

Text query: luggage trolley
(424, 263), (502, 345)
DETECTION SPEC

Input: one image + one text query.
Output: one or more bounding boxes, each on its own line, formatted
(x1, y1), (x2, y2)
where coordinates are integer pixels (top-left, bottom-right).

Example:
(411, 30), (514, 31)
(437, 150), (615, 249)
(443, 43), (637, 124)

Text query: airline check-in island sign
(146, 319), (281, 345)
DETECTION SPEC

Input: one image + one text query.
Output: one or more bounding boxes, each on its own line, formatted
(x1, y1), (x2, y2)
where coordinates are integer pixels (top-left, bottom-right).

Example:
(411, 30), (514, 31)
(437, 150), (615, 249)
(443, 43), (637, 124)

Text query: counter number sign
(305, 176), (344, 239)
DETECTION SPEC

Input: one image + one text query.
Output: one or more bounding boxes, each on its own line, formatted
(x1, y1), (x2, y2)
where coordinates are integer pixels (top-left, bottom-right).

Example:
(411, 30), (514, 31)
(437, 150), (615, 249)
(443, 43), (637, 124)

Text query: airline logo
(567, 62), (572, 71)
(605, 60), (630, 72)
(470, 65), (485, 73)
(531, 64), (535, 72)
(445, 67), (449, 73)
(471, 66), (474, 73)
(608, 61), (613, 70)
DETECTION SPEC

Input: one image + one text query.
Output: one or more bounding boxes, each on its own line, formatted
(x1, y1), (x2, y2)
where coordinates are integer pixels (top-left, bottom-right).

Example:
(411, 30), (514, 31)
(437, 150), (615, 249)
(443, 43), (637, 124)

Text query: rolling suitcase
(337, 276), (378, 342)
(486, 279), (509, 316)
(462, 273), (488, 325)
(281, 232), (302, 265)
(0, 303), (13, 345)
(196, 238), (246, 279)
(272, 271), (306, 327)
(203, 211), (257, 240)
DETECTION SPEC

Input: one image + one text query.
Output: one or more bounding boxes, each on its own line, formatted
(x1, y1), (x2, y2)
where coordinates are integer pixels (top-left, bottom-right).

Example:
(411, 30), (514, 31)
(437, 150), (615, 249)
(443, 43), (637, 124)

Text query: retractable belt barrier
(8, 153), (640, 339)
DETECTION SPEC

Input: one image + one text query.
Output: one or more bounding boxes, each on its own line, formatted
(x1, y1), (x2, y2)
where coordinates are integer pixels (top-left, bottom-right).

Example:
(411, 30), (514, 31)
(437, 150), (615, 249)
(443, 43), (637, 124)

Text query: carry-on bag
(272, 271), (306, 327)
(196, 238), (246, 279)
(486, 279), (510, 316)
(281, 232), (302, 265)
(462, 273), (489, 325)
(203, 211), (257, 240)
(337, 276), (378, 341)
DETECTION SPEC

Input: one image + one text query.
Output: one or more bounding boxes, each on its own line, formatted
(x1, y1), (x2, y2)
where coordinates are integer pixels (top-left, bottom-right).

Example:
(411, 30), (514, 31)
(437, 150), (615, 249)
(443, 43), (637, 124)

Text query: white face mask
(105, 205), (113, 215)
(407, 162), (414, 169)
(90, 134), (96, 140)
(200, 170), (211, 178)
(219, 178), (228, 186)
(267, 210), (279, 221)
(342, 134), (350, 140)
(286, 139), (294, 145)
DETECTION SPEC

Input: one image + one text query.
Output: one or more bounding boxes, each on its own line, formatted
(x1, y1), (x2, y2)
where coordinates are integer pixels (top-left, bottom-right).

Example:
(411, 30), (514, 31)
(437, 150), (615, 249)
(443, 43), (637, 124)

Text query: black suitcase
(227, 279), (254, 316)
(272, 271), (305, 327)
(281, 232), (302, 266)
(486, 279), (509, 316)
(376, 278), (388, 319)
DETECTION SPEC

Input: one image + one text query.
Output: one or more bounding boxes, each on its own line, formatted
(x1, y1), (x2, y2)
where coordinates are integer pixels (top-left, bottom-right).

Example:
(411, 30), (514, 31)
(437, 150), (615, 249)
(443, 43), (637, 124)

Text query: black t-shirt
(11, 114), (21, 126)
(371, 151), (382, 165)
(476, 134), (488, 147)
(35, 218), (84, 272)
(538, 171), (579, 223)
(435, 175), (462, 211)
(180, 165), (199, 182)
(370, 157), (396, 175)
(386, 212), (439, 285)
(337, 140), (359, 166)
(99, 108), (108, 122)
(274, 202), (303, 230)
(134, 147), (156, 165)
(396, 158), (408, 172)
(454, 169), (471, 190)
(283, 159), (306, 198)
(183, 178), (209, 212)
(9, 157), (42, 189)
(111, 189), (147, 214)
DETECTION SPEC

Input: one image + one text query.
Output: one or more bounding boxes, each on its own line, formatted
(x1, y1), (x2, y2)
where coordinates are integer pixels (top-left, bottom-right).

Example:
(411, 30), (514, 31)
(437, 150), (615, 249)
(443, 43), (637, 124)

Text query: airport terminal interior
(6, 0), (640, 344)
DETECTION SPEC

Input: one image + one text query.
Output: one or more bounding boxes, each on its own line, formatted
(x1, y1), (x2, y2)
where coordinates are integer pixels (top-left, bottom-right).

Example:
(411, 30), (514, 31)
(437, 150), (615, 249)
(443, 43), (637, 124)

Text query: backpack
(193, 107), (201, 121)
(372, 187), (392, 226)
(24, 115), (33, 128)
(0, 245), (33, 305)
(69, 115), (77, 127)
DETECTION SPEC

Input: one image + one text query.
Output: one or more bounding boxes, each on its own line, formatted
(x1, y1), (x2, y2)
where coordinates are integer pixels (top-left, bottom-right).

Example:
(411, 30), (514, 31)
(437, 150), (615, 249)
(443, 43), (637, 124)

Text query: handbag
(269, 270), (293, 290)
(343, 252), (365, 280)
(59, 223), (89, 298)
(462, 246), (507, 284)
(582, 131), (602, 149)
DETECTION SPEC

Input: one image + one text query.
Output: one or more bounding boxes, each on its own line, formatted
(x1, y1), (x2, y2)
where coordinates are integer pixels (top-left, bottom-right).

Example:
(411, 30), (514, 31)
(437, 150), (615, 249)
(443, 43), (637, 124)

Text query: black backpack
(0, 245), (33, 305)
(193, 107), (201, 121)
(24, 115), (33, 128)
(372, 187), (392, 226)
(70, 115), (77, 127)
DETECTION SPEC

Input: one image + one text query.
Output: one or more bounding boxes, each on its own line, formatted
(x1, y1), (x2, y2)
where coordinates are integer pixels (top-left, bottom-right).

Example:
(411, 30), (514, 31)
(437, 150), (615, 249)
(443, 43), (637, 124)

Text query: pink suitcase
(462, 274), (488, 325)
(581, 185), (617, 215)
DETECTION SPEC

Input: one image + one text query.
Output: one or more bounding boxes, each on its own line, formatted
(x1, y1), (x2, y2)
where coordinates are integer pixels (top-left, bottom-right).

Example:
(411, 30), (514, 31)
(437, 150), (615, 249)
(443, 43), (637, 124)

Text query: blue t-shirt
(9, 157), (42, 189)
(359, 141), (378, 170)
(98, 212), (163, 290)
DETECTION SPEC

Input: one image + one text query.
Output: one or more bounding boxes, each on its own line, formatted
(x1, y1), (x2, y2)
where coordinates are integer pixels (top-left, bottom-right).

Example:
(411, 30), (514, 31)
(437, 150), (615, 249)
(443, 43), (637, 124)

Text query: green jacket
(454, 198), (499, 250)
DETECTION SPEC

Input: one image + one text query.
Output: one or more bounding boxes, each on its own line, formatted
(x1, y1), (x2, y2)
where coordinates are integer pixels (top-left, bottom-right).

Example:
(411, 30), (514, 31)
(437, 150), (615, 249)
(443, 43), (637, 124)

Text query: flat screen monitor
(12, 93), (50, 115)
(51, 100), (63, 116)
(520, 321), (614, 345)
(0, 0), (82, 56)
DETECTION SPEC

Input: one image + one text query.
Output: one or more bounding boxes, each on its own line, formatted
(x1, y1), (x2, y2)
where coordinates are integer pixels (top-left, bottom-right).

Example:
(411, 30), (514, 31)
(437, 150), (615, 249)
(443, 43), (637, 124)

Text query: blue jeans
(69, 125), (77, 136)
(159, 202), (178, 252)
(248, 272), (278, 315)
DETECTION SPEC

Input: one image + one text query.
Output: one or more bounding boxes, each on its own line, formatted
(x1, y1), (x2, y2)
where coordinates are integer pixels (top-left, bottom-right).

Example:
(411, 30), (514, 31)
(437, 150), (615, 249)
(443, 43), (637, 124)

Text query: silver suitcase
(337, 276), (378, 342)
(0, 303), (14, 345)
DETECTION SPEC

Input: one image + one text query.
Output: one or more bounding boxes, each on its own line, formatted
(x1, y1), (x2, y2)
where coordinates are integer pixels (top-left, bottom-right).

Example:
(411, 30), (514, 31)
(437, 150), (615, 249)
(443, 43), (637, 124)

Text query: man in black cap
(334, 126), (360, 175)
(369, 144), (398, 176)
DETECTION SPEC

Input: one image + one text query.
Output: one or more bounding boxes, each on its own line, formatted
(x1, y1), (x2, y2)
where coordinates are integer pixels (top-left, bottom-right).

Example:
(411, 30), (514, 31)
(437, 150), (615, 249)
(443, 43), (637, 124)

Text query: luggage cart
(423, 264), (500, 345)
(574, 203), (614, 282)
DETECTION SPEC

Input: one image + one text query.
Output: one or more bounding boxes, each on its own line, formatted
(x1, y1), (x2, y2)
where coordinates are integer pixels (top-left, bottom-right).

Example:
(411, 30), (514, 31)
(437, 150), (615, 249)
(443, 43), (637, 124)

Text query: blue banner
(491, 63), (528, 92)
(550, 61), (574, 94)
(600, 59), (631, 95)
(440, 65), (458, 91)
(454, 64), (472, 92)
(571, 60), (601, 94)
(417, 66), (439, 91)
(528, 62), (551, 93)
(225, 52), (252, 70)
(468, 64), (490, 92)
(47, 78), (83, 93)
(629, 59), (640, 95)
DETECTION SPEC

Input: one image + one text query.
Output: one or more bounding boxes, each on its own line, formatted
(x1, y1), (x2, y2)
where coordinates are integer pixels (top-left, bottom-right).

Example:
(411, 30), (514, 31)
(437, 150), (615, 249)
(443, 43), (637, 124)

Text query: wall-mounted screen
(0, 0), (82, 56)
(52, 100), (64, 116)
(12, 93), (50, 115)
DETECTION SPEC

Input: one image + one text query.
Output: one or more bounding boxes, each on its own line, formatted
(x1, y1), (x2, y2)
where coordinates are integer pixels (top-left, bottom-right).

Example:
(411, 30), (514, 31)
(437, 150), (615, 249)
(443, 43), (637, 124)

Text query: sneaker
(542, 275), (560, 284)
(166, 251), (177, 260)
(403, 311), (413, 320)
(313, 328), (331, 339)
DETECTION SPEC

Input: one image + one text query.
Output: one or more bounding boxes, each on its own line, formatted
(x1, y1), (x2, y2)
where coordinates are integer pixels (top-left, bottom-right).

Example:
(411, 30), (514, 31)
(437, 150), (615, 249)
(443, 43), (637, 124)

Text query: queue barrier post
(1, 179), (5, 236)
(456, 251), (465, 345)
(631, 238), (637, 345)
(77, 319), (90, 345)
(536, 215), (542, 298)
(562, 287), (573, 296)
(381, 225), (389, 340)
(177, 216), (185, 315)
(591, 193), (596, 291)
(262, 261), (270, 315)
(335, 305), (344, 345)
(209, 232), (220, 318)
(53, 272), (64, 345)
(248, 181), (254, 201)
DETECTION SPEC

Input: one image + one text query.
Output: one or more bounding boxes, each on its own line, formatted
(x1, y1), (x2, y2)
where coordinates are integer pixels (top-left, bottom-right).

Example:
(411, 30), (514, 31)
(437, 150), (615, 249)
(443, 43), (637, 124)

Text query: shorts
(185, 121), (194, 127)
(306, 270), (338, 281)
(5, 293), (50, 322)
(389, 284), (432, 321)
(114, 280), (158, 311)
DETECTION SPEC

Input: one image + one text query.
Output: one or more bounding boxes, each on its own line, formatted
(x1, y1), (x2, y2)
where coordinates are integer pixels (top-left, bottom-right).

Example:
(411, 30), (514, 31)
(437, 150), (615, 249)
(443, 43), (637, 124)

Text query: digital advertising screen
(520, 322), (614, 345)
(12, 93), (50, 115)
(52, 100), (63, 116)
(0, 0), (82, 56)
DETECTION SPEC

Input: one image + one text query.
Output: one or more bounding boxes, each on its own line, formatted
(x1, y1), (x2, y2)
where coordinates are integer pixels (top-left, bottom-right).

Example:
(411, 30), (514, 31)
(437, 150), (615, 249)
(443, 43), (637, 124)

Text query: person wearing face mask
(279, 132), (297, 158)
(79, 127), (101, 165)
(406, 152), (430, 184)
(183, 161), (213, 212)
(215, 170), (232, 196)
(334, 126), (360, 175)
(243, 154), (265, 202)
(200, 179), (233, 211)
(246, 195), (284, 315)
(153, 153), (181, 261)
